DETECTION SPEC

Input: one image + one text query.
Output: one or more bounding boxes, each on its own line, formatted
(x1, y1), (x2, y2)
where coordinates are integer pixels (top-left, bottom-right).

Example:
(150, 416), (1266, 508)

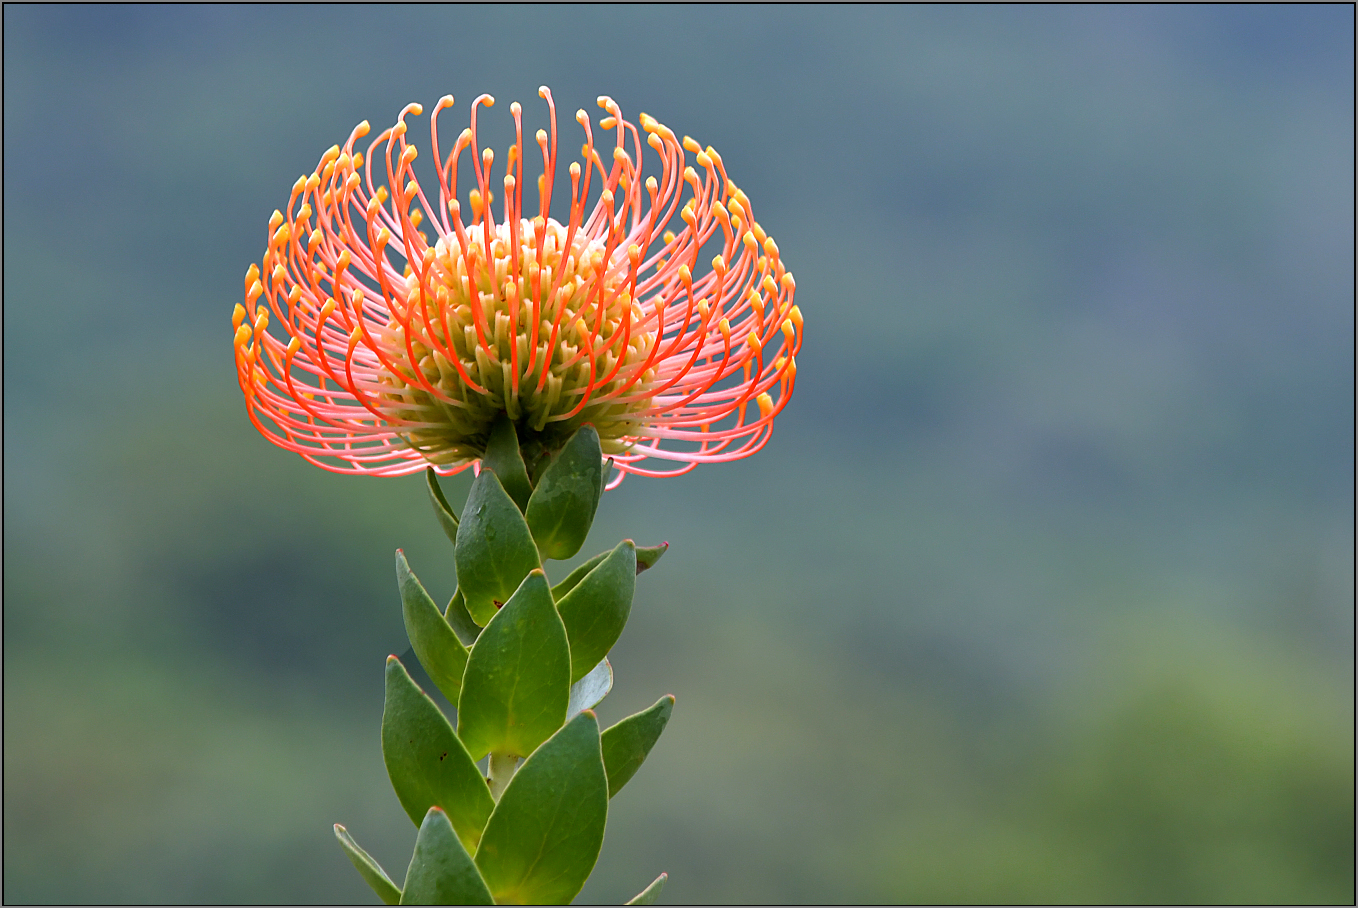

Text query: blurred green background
(4, 6), (1353, 904)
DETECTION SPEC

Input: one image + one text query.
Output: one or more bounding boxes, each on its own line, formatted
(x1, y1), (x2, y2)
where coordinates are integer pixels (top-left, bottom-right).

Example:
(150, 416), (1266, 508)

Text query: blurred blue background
(4, 6), (1353, 904)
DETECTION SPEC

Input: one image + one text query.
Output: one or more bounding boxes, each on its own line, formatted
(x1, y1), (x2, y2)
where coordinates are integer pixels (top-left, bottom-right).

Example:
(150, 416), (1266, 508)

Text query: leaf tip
(636, 541), (668, 574)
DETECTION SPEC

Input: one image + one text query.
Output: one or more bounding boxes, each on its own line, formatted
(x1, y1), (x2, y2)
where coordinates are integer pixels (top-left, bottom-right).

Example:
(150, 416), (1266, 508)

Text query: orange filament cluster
(233, 88), (801, 481)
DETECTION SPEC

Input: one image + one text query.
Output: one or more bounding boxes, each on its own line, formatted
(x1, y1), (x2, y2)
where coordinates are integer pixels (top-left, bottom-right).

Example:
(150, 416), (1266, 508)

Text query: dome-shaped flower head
(233, 88), (801, 482)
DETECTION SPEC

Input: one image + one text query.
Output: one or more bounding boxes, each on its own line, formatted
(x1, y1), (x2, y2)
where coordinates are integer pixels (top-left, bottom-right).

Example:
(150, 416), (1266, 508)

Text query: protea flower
(233, 88), (801, 481)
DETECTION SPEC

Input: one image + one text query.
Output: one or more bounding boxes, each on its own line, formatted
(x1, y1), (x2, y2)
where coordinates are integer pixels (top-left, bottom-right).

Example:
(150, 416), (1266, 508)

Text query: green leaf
(334, 824), (402, 906)
(549, 550), (608, 602)
(551, 541), (665, 604)
(382, 656), (495, 852)
(474, 711), (608, 906)
(601, 695), (674, 798)
(482, 414), (533, 512)
(524, 425), (603, 560)
(397, 551), (468, 703)
(399, 807), (495, 906)
(624, 872), (668, 906)
(457, 571), (570, 761)
(454, 469), (541, 626)
(556, 540), (637, 683)
(600, 456), (614, 503)
(636, 541), (668, 574)
(444, 587), (482, 647)
(425, 467), (460, 546)
(568, 658), (613, 718)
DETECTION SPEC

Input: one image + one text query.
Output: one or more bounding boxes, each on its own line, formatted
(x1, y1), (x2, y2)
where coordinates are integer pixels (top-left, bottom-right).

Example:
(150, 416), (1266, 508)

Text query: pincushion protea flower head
(233, 88), (801, 481)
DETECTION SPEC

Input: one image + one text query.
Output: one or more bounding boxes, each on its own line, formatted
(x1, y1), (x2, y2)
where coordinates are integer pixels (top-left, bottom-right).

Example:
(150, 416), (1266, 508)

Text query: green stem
(488, 751), (519, 801)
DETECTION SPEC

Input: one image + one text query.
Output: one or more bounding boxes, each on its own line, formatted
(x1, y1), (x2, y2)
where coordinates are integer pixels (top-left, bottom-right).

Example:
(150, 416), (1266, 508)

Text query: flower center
(373, 218), (657, 465)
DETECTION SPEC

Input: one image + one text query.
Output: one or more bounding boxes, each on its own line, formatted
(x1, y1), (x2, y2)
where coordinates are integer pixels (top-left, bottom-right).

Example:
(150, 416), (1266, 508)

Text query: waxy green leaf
(399, 807), (495, 906)
(444, 588), (482, 647)
(334, 824), (401, 905)
(474, 711), (608, 905)
(551, 541), (666, 603)
(454, 469), (541, 626)
(482, 414), (533, 512)
(397, 551), (468, 703)
(524, 425), (603, 560)
(425, 467), (460, 547)
(550, 550), (608, 602)
(556, 540), (637, 682)
(568, 658), (613, 719)
(636, 541), (668, 574)
(382, 656), (495, 852)
(457, 571), (570, 761)
(625, 872), (668, 906)
(602, 695), (674, 798)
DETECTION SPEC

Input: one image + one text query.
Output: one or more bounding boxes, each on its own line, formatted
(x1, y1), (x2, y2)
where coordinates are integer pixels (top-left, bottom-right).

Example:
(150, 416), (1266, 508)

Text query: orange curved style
(233, 88), (801, 483)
